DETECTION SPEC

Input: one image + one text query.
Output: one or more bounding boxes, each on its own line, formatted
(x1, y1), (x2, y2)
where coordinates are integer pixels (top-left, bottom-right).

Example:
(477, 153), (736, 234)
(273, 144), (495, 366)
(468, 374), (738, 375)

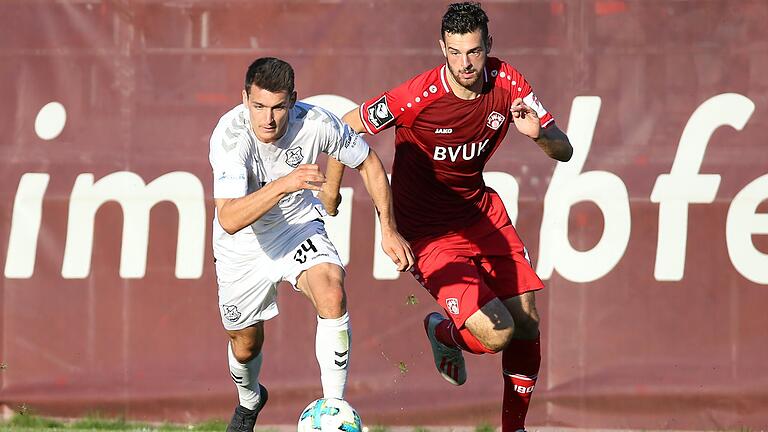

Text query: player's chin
(459, 76), (479, 87)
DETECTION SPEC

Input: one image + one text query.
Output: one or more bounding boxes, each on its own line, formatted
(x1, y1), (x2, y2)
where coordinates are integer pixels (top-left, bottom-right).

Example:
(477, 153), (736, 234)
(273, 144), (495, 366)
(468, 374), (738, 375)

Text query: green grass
(474, 423), (494, 432)
(3, 413), (755, 432)
(0, 413), (232, 432)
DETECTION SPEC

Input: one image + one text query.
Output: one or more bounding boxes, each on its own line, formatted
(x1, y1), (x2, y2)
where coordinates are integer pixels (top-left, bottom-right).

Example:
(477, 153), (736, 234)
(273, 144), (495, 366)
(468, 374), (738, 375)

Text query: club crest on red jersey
(446, 298), (460, 315)
(486, 111), (505, 130)
(366, 95), (394, 129)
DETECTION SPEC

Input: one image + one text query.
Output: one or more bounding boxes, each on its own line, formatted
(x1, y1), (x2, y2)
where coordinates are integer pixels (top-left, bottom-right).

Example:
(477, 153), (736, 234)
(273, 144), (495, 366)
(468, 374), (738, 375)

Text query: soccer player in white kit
(209, 57), (414, 432)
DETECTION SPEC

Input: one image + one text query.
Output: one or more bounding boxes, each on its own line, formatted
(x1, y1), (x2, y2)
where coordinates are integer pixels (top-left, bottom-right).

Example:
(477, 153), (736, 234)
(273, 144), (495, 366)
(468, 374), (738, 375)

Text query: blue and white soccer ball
(297, 398), (362, 432)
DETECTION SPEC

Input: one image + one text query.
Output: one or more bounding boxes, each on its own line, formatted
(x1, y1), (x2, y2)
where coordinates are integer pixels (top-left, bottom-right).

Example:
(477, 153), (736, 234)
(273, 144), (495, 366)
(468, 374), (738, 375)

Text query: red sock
(501, 336), (541, 431)
(434, 319), (495, 354)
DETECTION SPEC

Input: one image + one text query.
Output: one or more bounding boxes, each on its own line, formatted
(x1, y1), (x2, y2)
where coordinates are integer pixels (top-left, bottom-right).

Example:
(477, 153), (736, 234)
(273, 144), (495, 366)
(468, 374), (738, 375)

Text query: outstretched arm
(216, 164), (326, 235)
(355, 149), (414, 272)
(511, 97), (573, 162)
(318, 108), (368, 215)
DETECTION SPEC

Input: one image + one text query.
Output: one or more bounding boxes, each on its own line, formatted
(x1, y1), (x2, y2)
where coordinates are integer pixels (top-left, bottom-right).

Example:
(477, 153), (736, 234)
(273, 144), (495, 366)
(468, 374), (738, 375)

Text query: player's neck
(446, 71), (483, 100)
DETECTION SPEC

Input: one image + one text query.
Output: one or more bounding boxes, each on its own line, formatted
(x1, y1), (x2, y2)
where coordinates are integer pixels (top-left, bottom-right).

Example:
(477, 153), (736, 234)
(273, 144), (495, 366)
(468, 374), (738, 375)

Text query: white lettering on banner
(61, 171), (205, 279)
(4, 174), (50, 278)
(651, 93), (755, 281)
(3, 94), (766, 284)
(727, 174), (768, 284)
(537, 96), (631, 283)
(373, 174), (397, 280)
(320, 187), (354, 266)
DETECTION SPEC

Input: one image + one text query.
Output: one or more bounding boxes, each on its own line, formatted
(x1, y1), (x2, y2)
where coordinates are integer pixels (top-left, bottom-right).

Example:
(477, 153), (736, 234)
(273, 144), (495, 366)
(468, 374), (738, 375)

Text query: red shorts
(409, 191), (544, 328)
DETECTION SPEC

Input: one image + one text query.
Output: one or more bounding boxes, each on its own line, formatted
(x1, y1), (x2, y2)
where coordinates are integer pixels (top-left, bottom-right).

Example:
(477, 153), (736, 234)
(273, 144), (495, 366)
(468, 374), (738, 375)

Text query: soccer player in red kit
(319, 2), (572, 430)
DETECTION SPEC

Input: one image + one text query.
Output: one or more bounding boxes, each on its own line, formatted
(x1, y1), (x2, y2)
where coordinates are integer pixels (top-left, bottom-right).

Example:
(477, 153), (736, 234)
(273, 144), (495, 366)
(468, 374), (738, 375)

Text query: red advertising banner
(1, 0), (767, 429)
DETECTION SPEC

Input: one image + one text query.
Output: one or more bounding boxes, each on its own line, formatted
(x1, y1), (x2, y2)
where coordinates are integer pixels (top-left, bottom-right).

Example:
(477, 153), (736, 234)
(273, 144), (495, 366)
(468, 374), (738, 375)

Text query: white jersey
(209, 101), (370, 261)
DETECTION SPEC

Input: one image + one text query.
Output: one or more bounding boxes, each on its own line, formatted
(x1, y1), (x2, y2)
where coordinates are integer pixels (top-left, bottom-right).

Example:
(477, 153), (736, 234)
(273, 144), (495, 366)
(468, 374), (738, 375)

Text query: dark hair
(441, 2), (489, 44)
(244, 57), (295, 95)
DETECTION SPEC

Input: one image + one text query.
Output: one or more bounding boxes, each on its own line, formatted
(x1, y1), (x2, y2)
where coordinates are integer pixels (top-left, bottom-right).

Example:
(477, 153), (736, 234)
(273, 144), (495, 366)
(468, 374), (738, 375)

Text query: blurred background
(1, 0), (767, 429)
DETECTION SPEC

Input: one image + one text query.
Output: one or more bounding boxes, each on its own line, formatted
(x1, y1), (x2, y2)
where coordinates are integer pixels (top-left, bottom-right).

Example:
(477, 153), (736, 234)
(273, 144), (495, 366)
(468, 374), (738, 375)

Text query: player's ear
(439, 37), (447, 58)
(486, 34), (493, 54)
(242, 89), (248, 106)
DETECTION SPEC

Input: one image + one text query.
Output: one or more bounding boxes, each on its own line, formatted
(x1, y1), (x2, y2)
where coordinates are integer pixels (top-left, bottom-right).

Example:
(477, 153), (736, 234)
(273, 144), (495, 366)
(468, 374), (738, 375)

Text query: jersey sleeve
(319, 108), (371, 169)
(499, 61), (555, 128)
(209, 121), (251, 199)
(358, 71), (436, 134)
(359, 91), (400, 135)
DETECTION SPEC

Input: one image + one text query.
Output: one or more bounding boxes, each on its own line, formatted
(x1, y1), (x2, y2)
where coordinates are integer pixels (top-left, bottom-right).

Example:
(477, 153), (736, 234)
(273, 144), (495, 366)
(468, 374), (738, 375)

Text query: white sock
(227, 342), (263, 410)
(315, 312), (351, 399)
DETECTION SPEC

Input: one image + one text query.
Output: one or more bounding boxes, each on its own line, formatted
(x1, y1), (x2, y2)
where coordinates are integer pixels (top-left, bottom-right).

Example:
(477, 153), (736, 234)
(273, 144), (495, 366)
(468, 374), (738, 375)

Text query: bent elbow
(555, 139), (573, 162)
(218, 218), (240, 235)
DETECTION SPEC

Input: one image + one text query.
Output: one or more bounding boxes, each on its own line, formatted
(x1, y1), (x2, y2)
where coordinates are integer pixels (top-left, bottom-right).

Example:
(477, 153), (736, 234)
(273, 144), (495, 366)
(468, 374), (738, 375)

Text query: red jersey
(359, 57), (555, 240)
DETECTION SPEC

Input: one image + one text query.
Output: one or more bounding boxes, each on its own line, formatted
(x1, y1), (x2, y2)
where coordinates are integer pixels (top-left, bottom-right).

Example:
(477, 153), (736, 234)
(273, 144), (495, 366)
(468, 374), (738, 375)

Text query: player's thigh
(217, 259), (280, 333)
(411, 237), (498, 329)
(295, 262), (346, 318)
(282, 222), (346, 318)
(477, 252), (544, 300)
(502, 291), (540, 339)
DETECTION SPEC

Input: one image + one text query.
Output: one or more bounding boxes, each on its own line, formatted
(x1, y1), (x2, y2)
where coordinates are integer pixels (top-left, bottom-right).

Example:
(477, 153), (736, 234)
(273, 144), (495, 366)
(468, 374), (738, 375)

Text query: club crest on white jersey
(285, 147), (303, 167)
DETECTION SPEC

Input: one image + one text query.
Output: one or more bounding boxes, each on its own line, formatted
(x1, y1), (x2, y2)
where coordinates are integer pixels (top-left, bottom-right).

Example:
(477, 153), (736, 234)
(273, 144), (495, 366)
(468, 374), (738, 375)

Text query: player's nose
(264, 109), (275, 124)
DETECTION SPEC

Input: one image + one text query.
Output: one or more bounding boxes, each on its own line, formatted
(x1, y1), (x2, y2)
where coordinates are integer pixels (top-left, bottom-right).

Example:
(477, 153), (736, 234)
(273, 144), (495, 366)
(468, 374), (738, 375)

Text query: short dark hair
(244, 57), (295, 96)
(441, 2), (490, 44)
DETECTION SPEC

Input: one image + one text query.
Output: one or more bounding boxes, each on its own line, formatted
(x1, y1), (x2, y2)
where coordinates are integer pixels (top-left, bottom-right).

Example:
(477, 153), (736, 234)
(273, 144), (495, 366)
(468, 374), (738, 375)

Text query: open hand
(381, 230), (415, 272)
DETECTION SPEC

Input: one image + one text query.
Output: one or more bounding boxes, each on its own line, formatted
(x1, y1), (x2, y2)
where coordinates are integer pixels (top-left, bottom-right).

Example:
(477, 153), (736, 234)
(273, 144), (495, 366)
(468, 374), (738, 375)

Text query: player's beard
(447, 63), (481, 90)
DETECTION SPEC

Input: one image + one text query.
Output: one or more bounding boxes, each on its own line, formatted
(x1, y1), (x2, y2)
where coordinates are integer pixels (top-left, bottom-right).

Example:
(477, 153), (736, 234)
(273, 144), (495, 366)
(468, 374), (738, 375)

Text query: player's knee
(478, 326), (515, 353)
(315, 286), (347, 319)
(231, 337), (263, 363)
(512, 312), (540, 340)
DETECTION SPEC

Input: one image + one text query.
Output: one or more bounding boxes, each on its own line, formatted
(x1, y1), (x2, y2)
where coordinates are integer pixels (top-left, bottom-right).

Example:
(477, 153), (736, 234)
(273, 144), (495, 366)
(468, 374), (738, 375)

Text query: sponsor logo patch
(486, 111), (505, 130)
(446, 297), (460, 315)
(434, 128), (453, 134)
(285, 147), (303, 167)
(222, 304), (242, 322)
(342, 132), (358, 149)
(366, 95), (394, 129)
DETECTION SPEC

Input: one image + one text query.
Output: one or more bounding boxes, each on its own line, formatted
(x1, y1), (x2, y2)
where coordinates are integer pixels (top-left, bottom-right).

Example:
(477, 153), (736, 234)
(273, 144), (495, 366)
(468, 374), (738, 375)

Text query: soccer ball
(297, 398), (362, 432)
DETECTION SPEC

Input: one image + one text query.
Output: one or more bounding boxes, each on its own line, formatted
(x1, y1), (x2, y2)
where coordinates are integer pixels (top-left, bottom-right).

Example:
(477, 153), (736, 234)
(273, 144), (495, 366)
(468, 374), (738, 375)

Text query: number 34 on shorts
(293, 238), (321, 263)
(283, 224), (343, 281)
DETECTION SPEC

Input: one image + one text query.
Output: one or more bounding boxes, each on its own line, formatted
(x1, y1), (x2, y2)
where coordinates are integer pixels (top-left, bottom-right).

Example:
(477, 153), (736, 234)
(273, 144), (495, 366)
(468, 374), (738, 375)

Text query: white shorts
(215, 220), (344, 331)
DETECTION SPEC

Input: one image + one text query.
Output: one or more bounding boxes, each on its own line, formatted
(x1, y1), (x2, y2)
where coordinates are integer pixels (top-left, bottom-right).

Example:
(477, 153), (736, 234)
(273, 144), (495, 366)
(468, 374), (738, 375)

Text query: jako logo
(434, 128), (453, 134)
